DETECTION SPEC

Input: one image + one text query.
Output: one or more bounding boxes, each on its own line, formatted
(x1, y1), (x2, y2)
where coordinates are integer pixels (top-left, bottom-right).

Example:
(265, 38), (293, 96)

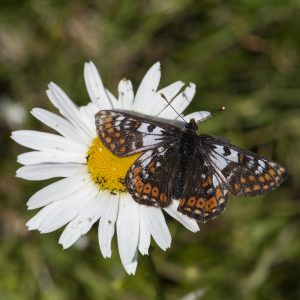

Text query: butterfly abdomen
(172, 130), (197, 198)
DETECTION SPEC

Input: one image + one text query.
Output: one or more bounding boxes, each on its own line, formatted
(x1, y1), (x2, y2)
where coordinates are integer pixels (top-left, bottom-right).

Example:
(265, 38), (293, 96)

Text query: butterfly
(95, 110), (287, 223)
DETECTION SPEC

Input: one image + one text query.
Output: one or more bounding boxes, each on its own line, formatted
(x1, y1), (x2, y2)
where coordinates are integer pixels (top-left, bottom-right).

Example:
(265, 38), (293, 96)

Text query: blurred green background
(1, 1), (300, 299)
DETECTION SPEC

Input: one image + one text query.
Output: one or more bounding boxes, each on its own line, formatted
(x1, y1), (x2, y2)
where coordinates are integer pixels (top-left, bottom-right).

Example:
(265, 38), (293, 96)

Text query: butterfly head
(185, 119), (198, 132)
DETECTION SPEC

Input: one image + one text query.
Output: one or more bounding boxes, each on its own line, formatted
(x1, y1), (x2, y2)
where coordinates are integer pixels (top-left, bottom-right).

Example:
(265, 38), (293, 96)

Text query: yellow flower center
(87, 137), (140, 193)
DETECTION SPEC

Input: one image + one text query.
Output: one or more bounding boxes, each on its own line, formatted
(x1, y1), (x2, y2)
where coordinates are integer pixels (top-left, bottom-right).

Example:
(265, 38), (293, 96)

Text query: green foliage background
(1, 1), (300, 299)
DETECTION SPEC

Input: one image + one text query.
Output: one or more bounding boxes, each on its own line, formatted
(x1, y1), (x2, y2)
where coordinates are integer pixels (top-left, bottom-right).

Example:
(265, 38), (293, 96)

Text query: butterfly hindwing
(199, 135), (287, 196)
(177, 152), (229, 222)
(95, 110), (181, 157)
(125, 147), (178, 207)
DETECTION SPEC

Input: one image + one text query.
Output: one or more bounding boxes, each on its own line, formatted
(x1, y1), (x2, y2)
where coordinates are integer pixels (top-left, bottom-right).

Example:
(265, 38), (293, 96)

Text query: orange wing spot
(258, 176), (265, 183)
(105, 116), (113, 123)
(114, 132), (121, 138)
(148, 161), (155, 174)
(107, 127), (114, 134)
(249, 175), (255, 182)
(187, 196), (196, 207)
(134, 122), (141, 129)
(234, 183), (240, 191)
(253, 185), (260, 191)
(202, 176), (212, 188)
(105, 137), (112, 144)
(151, 187), (159, 198)
(133, 166), (141, 177)
(179, 198), (186, 207)
(240, 177), (246, 183)
(197, 197), (205, 209)
(101, 131), (106, 138)
(159, 193), (168, 203)
(110, 143), (116, 150)
(245, 187), (252, 193)
(263, 185), (269, 190)
(105, 122), (112, 129)
(134, 176), (144, 193)
(215, 188), (223, 200)
(268, 169), (276, 177)
(120, 138), (125, 145)
(239, 153), (245, 162)
(205, 197), (217, 212)
(264, 174), (271, 181)
(120, 146), (126, 153)
(143, 183), (152, 194)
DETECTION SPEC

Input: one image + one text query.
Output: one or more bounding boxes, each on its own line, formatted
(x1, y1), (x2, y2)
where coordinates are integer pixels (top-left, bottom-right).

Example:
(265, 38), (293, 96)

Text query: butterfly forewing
(95, 110), (180, 157)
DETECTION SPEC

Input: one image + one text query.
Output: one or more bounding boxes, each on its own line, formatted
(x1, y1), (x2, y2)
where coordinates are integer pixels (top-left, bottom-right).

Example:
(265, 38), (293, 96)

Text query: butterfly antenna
(197, 106), (226, 123)
(160, 93), (188, 123)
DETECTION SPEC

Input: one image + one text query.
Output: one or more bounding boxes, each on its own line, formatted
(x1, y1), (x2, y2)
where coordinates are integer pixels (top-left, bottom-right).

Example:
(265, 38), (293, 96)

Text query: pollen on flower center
(87, 137), (140, 193)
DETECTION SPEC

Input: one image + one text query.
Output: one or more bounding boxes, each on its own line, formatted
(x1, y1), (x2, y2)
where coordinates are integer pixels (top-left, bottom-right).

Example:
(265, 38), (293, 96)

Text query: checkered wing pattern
(177, 135), (287, 222)
(95, 110), (181, 157)
(177, 151), (229, 222)
(126, 147), (178, 207)
(96, 110), (181, 207)
(199, 134), (287, 197)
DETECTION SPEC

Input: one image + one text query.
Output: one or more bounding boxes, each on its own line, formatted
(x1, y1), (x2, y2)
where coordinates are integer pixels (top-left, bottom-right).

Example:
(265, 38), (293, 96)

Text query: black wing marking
(199, 134), (287, 196)
(95, 110), (181, 157)
(177, 151), (229, 223)
(125, 146), (178, 208)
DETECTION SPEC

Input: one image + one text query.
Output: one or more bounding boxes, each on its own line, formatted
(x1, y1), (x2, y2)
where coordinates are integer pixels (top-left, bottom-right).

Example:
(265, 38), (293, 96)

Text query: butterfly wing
(177, 150), (229, 222)
(125, 146), (179, 207)
(96, 110), (182, 207)
(95, 110), (181, 157)
(177, 134), (287, 223)
(199, 134), (287, 196)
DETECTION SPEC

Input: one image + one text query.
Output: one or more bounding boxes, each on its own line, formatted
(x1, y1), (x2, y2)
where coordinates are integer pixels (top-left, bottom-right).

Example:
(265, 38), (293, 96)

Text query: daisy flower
(12, 62), (211, 275)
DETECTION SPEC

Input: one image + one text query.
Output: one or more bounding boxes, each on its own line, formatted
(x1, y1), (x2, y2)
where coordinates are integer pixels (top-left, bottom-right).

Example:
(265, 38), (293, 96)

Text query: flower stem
(143, 254), (166, 300)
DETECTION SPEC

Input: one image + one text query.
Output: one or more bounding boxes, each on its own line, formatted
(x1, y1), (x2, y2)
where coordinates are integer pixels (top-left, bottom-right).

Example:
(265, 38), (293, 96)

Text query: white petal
(132, 62), (161, 112)
(118, 78), (134, 109)
(117, 194), (140, 265)
(138, 217), (151, 255)
(59, 224), (81, 249)
(59, 192), (106, 249)
(147, 81), (185, 116)
(105, 88), (120, 109)
(11, 130), (87, 154)
(182, 111), (211, 123)
(16, 163), (86, 180)
(139, 206), (171, 251)
(27, 173), (90, 209)
(17, 151), (85, 165)
(38, 182), (97, 233)
(47, 83), (94, 139)
(84, 62), (114, 110)
(158, 83), (196, 119)
(164, 200), (200, 233)
(31, 108), (90, 146)
(123, 251), (138, 275)
(98, 193), (119, 258)
(26, 202), (59, 230)
(78, 103), (98, 136)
